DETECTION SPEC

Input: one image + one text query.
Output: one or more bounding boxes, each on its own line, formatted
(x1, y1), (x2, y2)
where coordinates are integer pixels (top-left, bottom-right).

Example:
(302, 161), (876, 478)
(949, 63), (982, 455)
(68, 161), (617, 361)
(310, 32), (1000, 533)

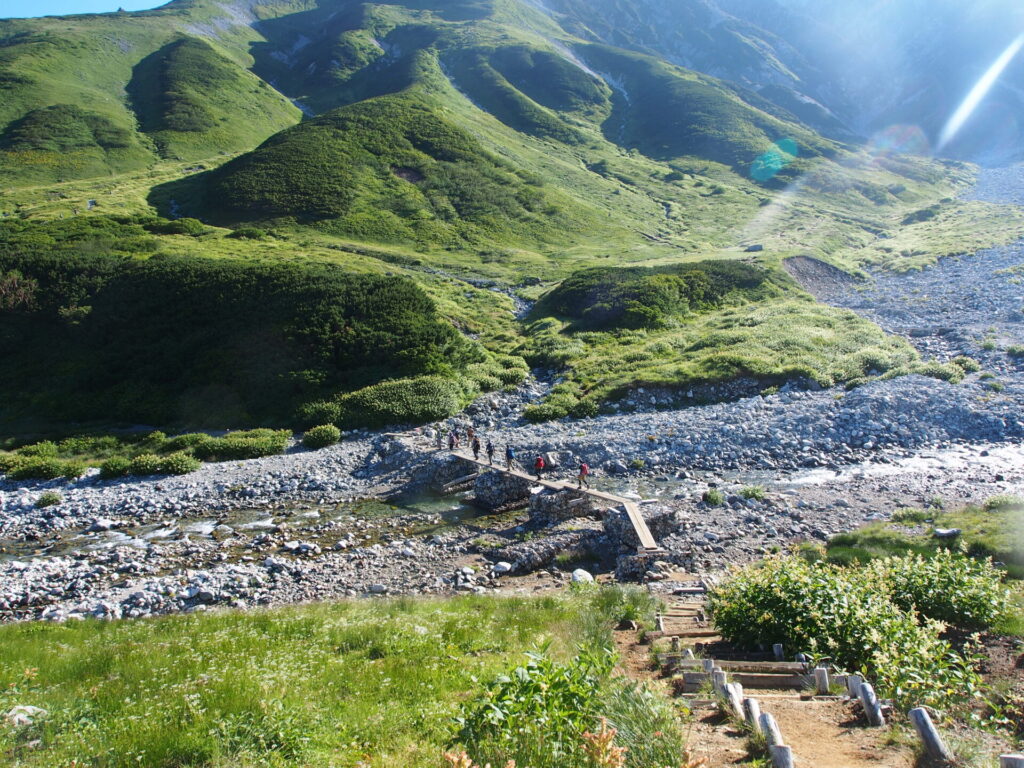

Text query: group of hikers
(436, 424), (591, 489)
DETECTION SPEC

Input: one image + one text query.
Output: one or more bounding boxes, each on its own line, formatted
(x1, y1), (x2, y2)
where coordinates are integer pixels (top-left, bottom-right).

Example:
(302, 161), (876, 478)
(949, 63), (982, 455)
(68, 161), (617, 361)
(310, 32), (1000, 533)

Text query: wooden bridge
(448, 450), (663, 553)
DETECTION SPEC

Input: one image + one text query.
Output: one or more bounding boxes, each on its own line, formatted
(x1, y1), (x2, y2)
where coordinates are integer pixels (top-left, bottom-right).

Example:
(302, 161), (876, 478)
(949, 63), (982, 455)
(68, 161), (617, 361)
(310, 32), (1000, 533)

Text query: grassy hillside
(186, 92), (610, 249)
(0, 589), (678, 768)
(127, 36), (301, 160)
(0, 216), (490, 429)
(1, 0), (1021, 435)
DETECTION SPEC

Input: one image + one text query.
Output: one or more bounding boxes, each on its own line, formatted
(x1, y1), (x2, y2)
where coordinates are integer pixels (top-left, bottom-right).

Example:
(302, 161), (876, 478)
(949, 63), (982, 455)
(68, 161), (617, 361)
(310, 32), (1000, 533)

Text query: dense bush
(702, 488), (724, 506)
(303, 424), (341, 449)
(162, 432), (213, 452)
(160, 451), (202, 475)
(128, 453), (164, 475)
(537, 260), (775, 330)
(8, 457), (85, 480)
(708, 556), (984, 711)
(192, 430), (290, 461)
(333, 376), (476, 428)
(0, 242), (473, 428)
(868, 550), (1010, 629)
(99, 456), (131, 479)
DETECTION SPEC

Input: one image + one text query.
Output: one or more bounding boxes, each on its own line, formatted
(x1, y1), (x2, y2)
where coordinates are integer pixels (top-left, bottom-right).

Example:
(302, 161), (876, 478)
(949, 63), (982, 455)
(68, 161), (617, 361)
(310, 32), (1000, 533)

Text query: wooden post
(1000, 756), (1024, 768)
(859, 682), (885, 727)
(712, 670), (727, 696)
(724, 683), (744, 719)
(671, 636), (680, 652)
(682, 648), (695, 659)
(847, 674), (863, 698)
(769, 745), (795, 768)
(814, 666), (830, 696)
(910, 708), (952, 763)
(744, 697), (762, 735)
(758, 712), (784, 748)
(702, 658), (715, 673)
(656, 613), (665, 632)
(773, 643), (785, 661)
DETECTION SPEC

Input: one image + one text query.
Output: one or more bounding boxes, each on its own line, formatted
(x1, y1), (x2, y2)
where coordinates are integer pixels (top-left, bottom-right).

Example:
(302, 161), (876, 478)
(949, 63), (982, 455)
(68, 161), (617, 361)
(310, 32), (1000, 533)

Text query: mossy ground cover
(0, 589), (677, 768)
(815, 495), (1024, 581)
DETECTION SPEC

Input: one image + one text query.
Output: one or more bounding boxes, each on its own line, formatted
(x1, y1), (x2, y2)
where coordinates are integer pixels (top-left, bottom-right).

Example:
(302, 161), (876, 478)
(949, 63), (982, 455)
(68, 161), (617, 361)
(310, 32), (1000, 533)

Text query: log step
(660, 658), (808, 674)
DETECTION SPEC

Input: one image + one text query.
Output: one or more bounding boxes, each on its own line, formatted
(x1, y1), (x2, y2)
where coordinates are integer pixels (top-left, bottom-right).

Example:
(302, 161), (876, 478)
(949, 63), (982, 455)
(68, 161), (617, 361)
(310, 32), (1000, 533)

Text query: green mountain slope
(0, 0), (1017, 435)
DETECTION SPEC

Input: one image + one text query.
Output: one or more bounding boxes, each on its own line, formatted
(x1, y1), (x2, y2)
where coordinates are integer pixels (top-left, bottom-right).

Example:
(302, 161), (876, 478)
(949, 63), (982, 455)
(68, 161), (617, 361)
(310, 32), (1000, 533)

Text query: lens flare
(867, 125), (930, 158)
(750, 138), (799, 182)
(937, 33), (1024, 153)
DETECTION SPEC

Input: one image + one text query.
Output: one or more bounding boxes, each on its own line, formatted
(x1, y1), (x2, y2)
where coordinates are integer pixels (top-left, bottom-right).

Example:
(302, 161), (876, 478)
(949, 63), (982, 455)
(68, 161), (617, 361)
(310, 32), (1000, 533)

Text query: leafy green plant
(951, 355), (981, 372)
(892, 508), (930, 523)
(708, 556), (983, 712)
(303, 424), (341, 450)
(1007, 345), (1024, 359)
(627, 458), (645, 470)
(192, 430), (290, 461)
(867, 550), (1009, 629)
(35, 491), (62, 508)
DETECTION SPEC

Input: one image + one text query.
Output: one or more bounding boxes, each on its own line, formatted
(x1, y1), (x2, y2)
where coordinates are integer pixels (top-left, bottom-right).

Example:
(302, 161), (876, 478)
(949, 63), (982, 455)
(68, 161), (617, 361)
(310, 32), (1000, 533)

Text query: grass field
(0, 588), (676, 768)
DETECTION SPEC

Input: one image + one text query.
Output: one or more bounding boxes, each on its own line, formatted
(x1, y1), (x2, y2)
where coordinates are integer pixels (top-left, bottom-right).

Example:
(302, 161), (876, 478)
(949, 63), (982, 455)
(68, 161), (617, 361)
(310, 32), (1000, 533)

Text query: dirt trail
(617, 588), (918, 768)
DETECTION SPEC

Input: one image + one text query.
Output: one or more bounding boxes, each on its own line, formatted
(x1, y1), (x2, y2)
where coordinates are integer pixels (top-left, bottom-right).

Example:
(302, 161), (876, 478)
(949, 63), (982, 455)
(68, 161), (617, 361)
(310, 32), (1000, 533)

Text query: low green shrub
(9, 457), (85, 480)
(867, 550), (1009, 629)
(193, 433), (289, 462)
(951, 355), (982, 372)
(739, 485), (766, 501)
(17, 440), (59, 457)
(226, 227), (269, 240)
(160, 451), (201, 475)
(1007, 345), (1024, 359)
(702, 488), (724, 506)
(35, 491), (62, 508)
(303, 424), (341, 450)
(0, 452), (20, 473)
(296, 400), (342, 428)
(162, 432), (213, 452)
(128, 453), (164, 475)
(99, 456), (131, 479)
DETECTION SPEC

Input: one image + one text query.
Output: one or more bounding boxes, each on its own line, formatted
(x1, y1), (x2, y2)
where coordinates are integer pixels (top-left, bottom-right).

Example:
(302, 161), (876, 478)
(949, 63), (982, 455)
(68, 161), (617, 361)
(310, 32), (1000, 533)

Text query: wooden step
(645, 629), (721, 641)
(675, 671), (813, 693)
(660, 658), (808, 674)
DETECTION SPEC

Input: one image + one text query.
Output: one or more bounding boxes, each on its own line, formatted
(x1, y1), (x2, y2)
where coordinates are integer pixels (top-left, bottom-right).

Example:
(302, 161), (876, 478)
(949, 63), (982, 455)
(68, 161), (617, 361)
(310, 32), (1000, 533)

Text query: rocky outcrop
(528, 488), (596, 525)
(602, 504), (675, 553)
(472, 470), (533, 510)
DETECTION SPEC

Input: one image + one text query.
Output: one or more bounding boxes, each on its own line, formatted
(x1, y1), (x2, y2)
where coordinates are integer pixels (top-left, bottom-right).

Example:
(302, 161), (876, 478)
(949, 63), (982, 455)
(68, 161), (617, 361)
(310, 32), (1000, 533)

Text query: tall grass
(0, 589), (671, 768)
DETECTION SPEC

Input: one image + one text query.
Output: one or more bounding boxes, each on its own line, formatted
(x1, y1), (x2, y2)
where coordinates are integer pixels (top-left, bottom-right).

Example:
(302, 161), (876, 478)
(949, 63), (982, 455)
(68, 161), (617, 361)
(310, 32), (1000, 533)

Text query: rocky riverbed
(2, 167), (1024, 622)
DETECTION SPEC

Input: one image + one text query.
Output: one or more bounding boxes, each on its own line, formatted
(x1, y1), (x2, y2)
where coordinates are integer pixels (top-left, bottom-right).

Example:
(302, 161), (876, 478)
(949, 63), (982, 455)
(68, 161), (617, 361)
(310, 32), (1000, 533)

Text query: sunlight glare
(937, 33), (1024, 152)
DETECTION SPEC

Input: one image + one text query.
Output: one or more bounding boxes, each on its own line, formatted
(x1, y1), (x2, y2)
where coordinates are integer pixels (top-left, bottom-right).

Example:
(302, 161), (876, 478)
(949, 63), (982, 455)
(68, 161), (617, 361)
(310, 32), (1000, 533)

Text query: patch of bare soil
(769, 699), (915, 768)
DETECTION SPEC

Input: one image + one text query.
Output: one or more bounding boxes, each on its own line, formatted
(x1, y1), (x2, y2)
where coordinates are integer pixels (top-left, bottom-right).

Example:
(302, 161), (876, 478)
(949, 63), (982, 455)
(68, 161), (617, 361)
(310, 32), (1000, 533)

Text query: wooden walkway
(449, 450), (662, 552)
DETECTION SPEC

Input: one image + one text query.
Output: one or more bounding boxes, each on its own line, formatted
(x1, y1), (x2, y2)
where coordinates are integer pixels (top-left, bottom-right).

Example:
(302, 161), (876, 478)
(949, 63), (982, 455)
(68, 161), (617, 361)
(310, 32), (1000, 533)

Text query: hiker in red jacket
(577, 460), (591, 489)
(533, 454), (545, 481)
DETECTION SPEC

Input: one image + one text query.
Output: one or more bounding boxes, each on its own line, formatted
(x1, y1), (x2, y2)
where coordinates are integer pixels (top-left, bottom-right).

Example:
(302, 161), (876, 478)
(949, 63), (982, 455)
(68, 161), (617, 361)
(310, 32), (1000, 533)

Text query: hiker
(466, 426), (476, 444)
(486, 439), (495, 465)
(505, 444), (516, 470)
(435, 427), (444, 450)
(533, 454), (545, 481)
(472, 435), (481, 461)
(577, 460), (591, 489)
(451, 428), (460, 449)
(447, 431), (456, 451)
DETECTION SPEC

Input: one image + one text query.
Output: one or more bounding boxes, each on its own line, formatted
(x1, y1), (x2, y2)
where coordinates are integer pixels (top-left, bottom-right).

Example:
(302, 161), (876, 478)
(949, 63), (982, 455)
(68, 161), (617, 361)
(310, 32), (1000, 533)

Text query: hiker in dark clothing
(466, 426), (476, 444)
(452, 428), (460, 449)
(533, 454), (545, 481)
(447, 432), (456, 451)
(486, 439), (495, 465)
(472, 435), (481, 461)
(505, 445), (516, 470)
(577, 460), (591, 489)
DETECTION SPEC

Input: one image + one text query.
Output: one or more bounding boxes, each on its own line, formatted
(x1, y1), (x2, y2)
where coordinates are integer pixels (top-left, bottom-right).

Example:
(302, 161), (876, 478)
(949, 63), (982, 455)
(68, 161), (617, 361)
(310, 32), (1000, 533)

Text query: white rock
(5, 706), (47, 726)
(493, 561), (513, 574)
(571, 568), (594, 584)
